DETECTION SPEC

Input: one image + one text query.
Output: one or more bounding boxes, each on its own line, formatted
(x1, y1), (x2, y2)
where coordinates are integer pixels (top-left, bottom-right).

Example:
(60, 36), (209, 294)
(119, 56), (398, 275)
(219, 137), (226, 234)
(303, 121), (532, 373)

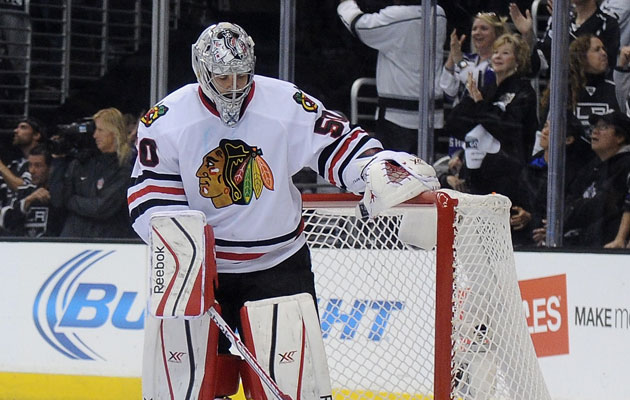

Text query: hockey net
(302, 189), (550, 400)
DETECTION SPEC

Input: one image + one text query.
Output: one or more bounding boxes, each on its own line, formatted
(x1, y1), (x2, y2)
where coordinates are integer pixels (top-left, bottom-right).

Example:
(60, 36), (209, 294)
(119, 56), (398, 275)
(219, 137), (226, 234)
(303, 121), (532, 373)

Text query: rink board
(1, 241), (630, 399)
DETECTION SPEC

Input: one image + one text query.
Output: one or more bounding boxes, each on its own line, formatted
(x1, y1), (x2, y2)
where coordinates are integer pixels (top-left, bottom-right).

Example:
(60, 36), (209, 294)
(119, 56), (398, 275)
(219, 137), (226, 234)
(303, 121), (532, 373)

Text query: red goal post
(301, 190), (550, 400)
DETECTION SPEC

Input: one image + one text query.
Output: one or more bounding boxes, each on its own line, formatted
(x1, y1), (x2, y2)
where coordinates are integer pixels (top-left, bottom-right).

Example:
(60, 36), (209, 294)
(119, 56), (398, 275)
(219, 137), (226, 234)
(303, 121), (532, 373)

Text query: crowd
(433, 0), (630, 249)
(0, 108), (138, 239)
(1, 0), (629, 249)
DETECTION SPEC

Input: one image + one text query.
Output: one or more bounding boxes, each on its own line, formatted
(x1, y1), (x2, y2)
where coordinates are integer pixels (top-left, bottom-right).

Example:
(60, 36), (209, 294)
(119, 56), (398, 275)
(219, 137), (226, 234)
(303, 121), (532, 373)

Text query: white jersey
(337, 1), (447, 129)
(128, 75), (381, 273)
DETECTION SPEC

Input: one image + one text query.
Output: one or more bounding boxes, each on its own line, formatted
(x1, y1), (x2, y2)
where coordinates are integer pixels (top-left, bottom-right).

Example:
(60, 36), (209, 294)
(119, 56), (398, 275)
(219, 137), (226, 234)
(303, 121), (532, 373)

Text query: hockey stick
(207, 306), (292, 400)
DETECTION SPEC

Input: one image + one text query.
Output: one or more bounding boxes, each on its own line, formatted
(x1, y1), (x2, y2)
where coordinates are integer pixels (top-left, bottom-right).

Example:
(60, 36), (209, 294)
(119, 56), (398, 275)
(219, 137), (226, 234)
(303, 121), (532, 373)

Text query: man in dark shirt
(0, 144), (64, 237)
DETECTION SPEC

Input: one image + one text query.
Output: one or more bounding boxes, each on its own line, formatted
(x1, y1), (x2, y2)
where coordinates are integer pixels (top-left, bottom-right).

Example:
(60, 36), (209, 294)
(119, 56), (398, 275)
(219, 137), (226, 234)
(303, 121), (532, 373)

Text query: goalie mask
(192, 22), (256, 126)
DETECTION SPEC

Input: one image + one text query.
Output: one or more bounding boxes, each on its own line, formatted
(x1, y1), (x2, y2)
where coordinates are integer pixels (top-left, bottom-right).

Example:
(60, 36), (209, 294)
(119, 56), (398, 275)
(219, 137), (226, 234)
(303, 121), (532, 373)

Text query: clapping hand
(449, 29), (466, 64)
(466, 72), (483, 102)
(509, 3), (533, 43)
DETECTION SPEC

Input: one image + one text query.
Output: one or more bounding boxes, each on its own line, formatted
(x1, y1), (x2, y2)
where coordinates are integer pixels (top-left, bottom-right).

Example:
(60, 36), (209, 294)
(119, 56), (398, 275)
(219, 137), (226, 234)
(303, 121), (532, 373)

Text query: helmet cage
(192, 23), (256, 126)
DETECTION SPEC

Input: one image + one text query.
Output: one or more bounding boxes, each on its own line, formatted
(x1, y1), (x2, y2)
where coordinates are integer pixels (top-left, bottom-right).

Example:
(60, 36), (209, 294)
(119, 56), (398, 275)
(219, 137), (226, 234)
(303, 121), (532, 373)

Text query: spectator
(561, 110), (630, 247)
(444, 33), (538, 202)
(441, 12), (510, 106)
(440, 12), (511, 154)
(510, 115), (589, 246)
(511, 0), (620, 76)
(0, 117), (44, 196)
(0, 144), (64, 237)
(59, 107), (134, 238)
(337, 0), (447, 154)
(540, 34), (619, 146)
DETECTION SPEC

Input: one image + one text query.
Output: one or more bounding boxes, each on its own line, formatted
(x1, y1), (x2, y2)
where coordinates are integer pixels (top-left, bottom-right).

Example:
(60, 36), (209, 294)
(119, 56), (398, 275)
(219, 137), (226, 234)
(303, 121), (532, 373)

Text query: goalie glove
(356, 150), (440, 219)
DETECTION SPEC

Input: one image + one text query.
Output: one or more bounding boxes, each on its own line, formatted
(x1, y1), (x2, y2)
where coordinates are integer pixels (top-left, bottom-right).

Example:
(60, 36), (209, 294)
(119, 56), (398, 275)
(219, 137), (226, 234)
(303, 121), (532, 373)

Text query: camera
(48, 118), (97, 156)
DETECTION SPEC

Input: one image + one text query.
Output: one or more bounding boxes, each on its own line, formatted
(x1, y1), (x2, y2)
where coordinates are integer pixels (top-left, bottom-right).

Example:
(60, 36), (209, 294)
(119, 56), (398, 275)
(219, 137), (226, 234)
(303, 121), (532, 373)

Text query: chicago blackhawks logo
(212, 29), (248, 63)
(141, 105), (169, 127)
(196, 139), (274, 208)
(293, 90), (318, 113)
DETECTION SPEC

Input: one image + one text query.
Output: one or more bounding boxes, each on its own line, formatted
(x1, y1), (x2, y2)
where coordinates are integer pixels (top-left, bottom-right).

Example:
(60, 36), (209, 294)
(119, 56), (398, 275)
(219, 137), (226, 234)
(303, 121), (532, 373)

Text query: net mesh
(302, 190), (551, 400)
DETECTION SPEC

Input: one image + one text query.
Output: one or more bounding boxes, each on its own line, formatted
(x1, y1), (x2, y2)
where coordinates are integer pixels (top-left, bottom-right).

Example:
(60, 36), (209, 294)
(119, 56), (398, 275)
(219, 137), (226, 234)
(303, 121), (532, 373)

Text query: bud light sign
(32, 249), (145, 360)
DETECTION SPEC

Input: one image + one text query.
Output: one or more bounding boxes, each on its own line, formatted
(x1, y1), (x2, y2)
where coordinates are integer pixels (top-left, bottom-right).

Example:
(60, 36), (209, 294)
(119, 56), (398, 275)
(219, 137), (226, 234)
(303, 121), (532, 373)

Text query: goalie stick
(207, 306), (292, 400)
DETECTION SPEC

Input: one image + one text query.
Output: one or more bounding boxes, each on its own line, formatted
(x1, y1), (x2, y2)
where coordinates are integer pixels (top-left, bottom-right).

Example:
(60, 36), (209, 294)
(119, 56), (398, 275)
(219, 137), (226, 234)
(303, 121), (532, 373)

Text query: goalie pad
(143, 307), (242, 400)
(142, 313), (218, 400)
(240, 293), (333, 400)
(149, 210), (217, 318)
(357, 150), (440, 219)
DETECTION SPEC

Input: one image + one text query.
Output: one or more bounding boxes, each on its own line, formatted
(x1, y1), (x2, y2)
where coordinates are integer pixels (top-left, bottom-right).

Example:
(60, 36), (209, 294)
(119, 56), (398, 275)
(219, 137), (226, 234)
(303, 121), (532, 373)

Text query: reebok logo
(153, 245), (166, 294)
(519, 274), (569, 357)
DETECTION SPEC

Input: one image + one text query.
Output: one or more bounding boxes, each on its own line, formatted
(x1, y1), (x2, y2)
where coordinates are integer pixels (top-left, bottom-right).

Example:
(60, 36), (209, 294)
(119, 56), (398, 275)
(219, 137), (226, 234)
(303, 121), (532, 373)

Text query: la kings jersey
(128, 75), (381, 273)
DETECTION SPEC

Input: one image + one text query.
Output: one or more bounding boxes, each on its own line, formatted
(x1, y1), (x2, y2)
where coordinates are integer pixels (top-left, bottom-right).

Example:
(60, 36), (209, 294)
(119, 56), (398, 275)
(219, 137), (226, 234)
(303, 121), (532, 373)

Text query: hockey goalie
(127, 21), (440, 400)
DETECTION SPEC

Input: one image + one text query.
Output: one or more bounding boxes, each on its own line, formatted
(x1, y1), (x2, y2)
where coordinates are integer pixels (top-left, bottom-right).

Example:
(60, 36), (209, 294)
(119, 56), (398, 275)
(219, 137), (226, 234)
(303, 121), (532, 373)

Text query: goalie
(127, 22), (440, 400)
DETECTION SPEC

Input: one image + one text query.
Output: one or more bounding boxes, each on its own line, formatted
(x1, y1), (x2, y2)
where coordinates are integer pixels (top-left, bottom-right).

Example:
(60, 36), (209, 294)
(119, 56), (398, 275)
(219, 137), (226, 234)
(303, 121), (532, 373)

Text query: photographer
(59, 107), (135, 238)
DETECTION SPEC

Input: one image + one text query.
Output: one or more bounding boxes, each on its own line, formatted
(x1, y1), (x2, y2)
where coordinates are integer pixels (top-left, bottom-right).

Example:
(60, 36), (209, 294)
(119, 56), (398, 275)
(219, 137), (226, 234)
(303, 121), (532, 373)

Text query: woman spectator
(440, 12), (511, 154)
(540, 34), (620, 147)
(59, 107), (134, 238)
(444, 33), (539, 203)
(511, 0), (620, 77)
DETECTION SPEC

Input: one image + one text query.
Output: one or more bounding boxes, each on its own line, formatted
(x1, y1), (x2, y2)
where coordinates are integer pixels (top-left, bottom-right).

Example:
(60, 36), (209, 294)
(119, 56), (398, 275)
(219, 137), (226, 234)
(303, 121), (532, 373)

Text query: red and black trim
(128, 170), (188, 225)
(215, 219), (304, 248)
(215, 219), (304, 262)
(317, 128), (373, 190)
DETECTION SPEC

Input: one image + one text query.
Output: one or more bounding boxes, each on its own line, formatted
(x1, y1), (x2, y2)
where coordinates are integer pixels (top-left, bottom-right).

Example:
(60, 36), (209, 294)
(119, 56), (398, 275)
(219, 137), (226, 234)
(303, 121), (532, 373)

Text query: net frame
(301, 190), (551, 400)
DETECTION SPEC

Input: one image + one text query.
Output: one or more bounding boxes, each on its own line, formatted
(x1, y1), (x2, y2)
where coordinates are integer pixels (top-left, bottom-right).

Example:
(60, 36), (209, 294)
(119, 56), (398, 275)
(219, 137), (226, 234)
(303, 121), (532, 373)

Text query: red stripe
(160, 320), (176, 400)
(128, 185), (185, 205)
(297, 321), (306, 400)
(327, 129), (362, 186)
(152, 227), (181, 316)
(215, 251), (265, 261)
(239, 307), (268, 400)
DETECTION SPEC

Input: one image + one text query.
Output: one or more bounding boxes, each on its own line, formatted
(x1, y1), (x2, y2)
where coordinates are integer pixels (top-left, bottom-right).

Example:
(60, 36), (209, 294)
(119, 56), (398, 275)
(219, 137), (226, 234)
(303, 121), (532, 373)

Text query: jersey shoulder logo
(196, 139), (274, 209)
(141, 105), (169, 127)
(293, 90), (318, 113)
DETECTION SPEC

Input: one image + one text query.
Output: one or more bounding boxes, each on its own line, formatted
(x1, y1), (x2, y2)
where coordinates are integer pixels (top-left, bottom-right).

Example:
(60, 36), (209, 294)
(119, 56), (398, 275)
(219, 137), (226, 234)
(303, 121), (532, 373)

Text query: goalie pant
(142, 291), (332, 400)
